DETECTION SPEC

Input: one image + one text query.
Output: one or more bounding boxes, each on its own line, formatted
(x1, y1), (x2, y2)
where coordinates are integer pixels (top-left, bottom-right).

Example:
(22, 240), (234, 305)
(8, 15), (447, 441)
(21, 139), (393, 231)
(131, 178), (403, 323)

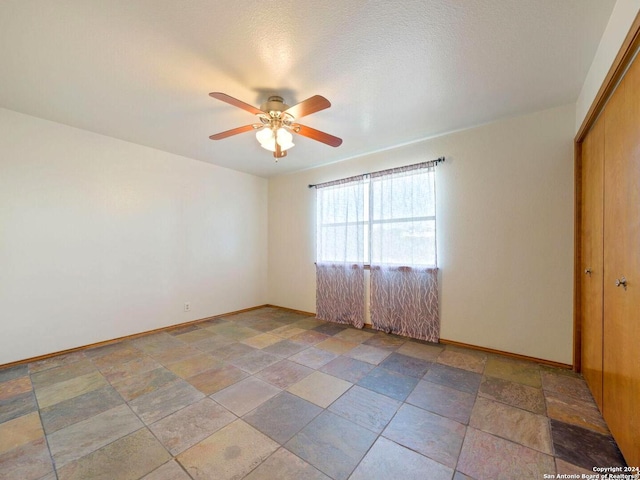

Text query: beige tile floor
(0, 307), (628, 480)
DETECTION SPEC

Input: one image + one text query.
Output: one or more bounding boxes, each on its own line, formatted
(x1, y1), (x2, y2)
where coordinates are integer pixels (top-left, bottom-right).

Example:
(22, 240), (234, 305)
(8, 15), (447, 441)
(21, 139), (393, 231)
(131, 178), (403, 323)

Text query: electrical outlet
(184, 302), (191, 312)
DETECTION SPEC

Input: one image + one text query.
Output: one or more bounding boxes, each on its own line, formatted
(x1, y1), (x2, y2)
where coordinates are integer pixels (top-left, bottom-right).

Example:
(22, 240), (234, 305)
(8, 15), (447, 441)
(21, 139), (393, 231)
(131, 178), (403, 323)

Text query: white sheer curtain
(315, 175), (366, 328)
(369, 163), (440, 342)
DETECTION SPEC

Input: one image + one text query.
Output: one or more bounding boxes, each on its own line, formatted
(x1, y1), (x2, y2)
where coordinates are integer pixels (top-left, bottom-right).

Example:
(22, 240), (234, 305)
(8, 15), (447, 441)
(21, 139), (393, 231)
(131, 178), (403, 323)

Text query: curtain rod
(308, 156), (445, 189)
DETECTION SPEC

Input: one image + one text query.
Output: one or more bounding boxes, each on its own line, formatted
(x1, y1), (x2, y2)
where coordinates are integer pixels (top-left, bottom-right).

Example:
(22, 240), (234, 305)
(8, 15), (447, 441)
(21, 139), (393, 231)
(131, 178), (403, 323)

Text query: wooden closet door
(580, 113), (604, 409)
(603, 50), (640, 465)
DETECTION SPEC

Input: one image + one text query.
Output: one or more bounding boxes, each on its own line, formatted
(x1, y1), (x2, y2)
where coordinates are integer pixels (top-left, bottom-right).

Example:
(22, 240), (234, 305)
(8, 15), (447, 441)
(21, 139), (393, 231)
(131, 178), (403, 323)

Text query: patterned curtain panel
(369, 162), (440, 341)
(316, 263), (365, 328)
(315, 175), (366, 328)
(370, 265), (439, 342)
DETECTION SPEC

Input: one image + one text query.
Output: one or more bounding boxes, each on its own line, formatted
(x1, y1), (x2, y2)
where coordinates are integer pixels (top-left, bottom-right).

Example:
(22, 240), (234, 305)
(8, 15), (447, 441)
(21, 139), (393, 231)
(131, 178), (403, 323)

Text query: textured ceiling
(0, 0), (615, 177)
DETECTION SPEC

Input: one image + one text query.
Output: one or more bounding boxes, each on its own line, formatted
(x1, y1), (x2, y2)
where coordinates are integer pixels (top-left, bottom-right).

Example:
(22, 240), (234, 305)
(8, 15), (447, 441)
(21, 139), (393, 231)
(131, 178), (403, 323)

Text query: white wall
(268, 104), (575, 364)
(576, 0), (640, 132)
(0, 108), (268, 365)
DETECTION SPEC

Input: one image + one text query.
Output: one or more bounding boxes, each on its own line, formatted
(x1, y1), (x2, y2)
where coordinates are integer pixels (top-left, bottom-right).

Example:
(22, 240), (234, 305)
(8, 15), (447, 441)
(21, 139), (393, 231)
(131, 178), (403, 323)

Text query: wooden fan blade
(209, 124), (256, 140)
(284, 95), (331, 119)
(209, 92), (264, 115)
(293, 124), (343, 147)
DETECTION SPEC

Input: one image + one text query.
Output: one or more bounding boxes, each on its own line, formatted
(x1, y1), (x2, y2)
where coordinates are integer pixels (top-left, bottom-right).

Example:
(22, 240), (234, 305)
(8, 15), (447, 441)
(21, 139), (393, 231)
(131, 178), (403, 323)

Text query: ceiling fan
(208, 92), (342, 159)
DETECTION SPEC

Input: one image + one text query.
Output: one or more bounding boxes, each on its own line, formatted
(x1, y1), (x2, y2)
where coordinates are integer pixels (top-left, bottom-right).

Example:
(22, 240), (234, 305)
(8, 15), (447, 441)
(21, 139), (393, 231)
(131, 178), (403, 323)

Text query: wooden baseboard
(264, 304), (316, 317)
(439, 338), (573, 370)
(0, 304), (270, 369)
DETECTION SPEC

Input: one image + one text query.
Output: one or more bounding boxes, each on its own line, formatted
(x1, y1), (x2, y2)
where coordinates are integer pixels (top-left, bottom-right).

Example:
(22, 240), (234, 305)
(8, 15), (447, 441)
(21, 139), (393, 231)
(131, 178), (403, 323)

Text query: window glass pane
(370, 219), (436, 266)
(370, 166), (437, 267)
(371, 169), (435, 221)
(316, 179), (365, 263)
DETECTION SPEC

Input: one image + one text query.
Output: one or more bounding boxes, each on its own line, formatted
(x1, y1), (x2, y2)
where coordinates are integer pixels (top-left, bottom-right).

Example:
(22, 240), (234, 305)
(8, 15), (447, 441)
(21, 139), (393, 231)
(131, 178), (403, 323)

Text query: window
(316, 162), (437, 267)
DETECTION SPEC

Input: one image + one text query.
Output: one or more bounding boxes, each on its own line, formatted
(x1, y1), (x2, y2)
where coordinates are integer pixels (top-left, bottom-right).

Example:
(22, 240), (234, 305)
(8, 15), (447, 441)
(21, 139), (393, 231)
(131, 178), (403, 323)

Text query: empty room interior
(1, 1), (640, 479)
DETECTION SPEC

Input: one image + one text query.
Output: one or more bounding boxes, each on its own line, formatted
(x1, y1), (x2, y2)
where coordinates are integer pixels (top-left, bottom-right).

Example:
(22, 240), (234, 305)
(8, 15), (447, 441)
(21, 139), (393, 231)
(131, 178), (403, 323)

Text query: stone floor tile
(243, 392), (322, 443)
(0, 364), (29, 383)
(134, 337), (184, 356)
(380, 352), (431, 378)
(541, 372), (594, 403)
(0, 391), (38, 424)
(141, 460), (192, 480)
(165, 354), (222, 379)
(437, 349), (486, 374)
(382, 403), (465, 468)
(457, 427), (555, 480)
(291, 318), (327, 330)
(129, 379), (204, 424)
(328, 385), (400, 433)
(397, 341), (443, 362)
(350, 436), (453, 480)
(186, 364), (248, 395)
(40, 385), (123, 434)
(469, 397), (552, 454)
(244, 448), (330, 480)
(424, 363), (482, 394)
(453, 471), (474, 480)
(212, 377), (280, 416)
(173, 328), (215, 344)
(192, 334), (236, 353)
(0, 376), (32, 401)
(320, 356), (373, 383)
(287, 371), (352, 408)
(149, 398), (235, 455)
(208, 342), (256, 362)
(206, 324), (261, 341)
(407, 380), (476, 424)
(148, 345), (201, 365)
(31, 360), (96, 390)
(34, 371), (108, 409)
(101, 356), (161, 383)
(550, 419), (625, 470)
(0, 437), (54, 480)
(289, 347), (338, 369)
(112, 367), (177, 401)
(555, 458), (594, 476)
(0, 412), (44, 455)
(249, 319), (287, 332)
(289, 330), (330, 345)
(262, 339), (308, 357)
(240, 333), (282, 349)
(478, 375), (546, 414)
(285, 411), (377, 480)
(57, 428), (171, 480)
(363, 332), (407, 350)
(255, 360), (313, 389)
(333, 328), (374, 344)
(545, 389), (608, 434)
(177, 420), (279, 480)
(314, 337), (357, 355)
(270, 325), (306, 339)
(91, 347), (145, 371)
(357, 366), (418, 401)
(28, 352), (86, 374)
(344, 344), (391, 365)
(47, 403), (143, 467)
(484, 356), (542, 388)
(312, 322), (349, 336)
(229, 350), (282, 374)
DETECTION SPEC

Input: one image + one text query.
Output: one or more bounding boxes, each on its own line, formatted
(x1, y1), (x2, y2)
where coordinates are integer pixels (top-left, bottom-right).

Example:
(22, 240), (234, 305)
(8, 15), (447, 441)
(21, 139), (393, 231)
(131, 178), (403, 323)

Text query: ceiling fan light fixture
(276, 128), (294, 151)
(256, 127), (273, 144)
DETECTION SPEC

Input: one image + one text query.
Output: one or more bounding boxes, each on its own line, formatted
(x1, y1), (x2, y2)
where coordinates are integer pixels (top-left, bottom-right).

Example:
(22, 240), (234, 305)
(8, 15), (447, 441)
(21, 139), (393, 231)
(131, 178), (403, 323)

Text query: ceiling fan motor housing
(261, 96), (291, 117)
